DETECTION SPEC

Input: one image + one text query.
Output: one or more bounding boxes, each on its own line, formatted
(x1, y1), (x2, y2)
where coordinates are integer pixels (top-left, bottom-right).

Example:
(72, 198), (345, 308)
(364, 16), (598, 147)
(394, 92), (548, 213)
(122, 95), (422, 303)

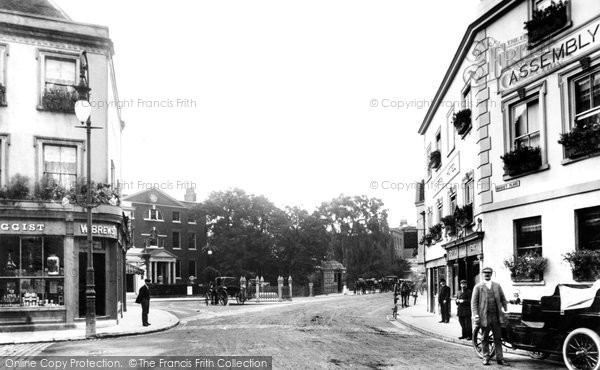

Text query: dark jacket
(438, 285), (450, 304)
(136, 284), (150, 303)
(456, 288), (472, 317)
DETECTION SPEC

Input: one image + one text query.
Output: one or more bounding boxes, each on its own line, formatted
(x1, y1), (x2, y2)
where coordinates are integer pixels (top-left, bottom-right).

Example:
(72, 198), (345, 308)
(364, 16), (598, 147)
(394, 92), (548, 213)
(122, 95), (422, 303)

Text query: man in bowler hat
(438, 279), (451, 323)
(456, 279), (472, 340)
(136, 278), (151, 326)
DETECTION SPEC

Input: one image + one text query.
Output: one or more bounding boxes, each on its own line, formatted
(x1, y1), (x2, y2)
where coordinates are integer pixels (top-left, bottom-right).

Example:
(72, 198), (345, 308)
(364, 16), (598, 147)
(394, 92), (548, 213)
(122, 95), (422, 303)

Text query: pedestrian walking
(411, 287), (418, 305)
(438, 279), (450, 323)
(135, 278), (151, 326)
(471, 267), (510, 366)
(456, 279), (472, 340)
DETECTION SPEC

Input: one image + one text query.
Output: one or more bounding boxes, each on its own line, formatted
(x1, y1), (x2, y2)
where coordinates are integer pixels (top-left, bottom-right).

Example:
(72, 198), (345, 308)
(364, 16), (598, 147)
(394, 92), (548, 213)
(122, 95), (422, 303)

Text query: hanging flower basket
(453, 109), (472, 136)
(501, 146), (542, 177)
(454, 203), (473, 226)
(524, 0), (568, 45)
(558, 117), (600, 159)
(440, 215), (457, 237)
(429, 150), (441, 170)
(429, 223), (443, 241)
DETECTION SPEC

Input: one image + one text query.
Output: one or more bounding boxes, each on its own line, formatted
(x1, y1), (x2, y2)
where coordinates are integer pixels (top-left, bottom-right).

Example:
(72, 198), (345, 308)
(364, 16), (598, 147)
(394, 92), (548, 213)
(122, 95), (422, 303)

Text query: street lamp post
(74, 51), (101, 338)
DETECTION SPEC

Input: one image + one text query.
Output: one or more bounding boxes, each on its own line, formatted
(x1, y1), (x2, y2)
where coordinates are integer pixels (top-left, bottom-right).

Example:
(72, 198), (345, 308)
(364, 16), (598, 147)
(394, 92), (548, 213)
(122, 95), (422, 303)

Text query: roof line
(122, 188), (190, 208)
(418, 0), (519, 135)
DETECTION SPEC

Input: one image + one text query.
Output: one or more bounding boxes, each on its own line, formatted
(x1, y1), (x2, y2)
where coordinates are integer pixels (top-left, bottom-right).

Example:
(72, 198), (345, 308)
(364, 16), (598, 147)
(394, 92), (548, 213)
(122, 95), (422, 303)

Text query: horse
(400, 281), (411, 308)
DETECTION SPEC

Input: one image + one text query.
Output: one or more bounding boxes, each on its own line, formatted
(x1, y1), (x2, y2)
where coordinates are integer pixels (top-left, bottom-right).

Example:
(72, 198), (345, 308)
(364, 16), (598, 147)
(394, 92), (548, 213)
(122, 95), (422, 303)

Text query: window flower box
(558, 118), (600, 159)
(453, 108), (472, 136)
(41, 88), (78, 113)
(563, 249), (600, 282)
(419, 234), (433, 246)
(504, 252), (547, 282)
(524, 0), (568, 45)
(501, 146), (542, 177)
(429, 150), (441, 170)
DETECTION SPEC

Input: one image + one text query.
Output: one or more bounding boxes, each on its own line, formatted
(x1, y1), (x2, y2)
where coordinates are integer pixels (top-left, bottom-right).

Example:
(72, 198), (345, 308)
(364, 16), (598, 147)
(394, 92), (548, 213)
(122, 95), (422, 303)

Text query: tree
(318, 195), (400, 282)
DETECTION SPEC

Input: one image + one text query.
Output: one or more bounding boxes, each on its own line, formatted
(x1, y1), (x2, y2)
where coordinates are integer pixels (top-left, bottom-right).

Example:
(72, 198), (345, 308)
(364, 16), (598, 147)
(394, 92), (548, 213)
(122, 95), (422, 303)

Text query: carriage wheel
(218, 292), (228, 306)
(563, 328), (600, 370)
(527, 351), (550, 360)
(472, 326), (495, 359)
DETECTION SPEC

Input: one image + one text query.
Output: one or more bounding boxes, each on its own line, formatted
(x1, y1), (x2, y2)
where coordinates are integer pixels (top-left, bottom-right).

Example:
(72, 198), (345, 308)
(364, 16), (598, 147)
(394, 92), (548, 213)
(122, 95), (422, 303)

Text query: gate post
(277, 276), (283, 302)
(288, 276), (293, 300)
(309, 282), (313, 297)
(256, 277), (261, 302)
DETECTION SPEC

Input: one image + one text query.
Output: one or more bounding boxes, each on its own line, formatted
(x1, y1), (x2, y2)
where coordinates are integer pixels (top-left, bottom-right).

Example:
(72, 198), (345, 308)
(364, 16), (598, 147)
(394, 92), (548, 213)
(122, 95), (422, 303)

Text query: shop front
(442, 232), (484, 296)
(0, 203), (127, 332)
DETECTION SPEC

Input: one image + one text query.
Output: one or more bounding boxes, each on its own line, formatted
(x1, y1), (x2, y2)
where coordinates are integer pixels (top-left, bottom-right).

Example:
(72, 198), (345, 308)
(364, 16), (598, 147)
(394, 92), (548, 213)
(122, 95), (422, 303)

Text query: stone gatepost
(288, 276), (293, 300)
(256, 277), (261, 302)
(277, 275), (284, 302)
(309, 282), (313, 297)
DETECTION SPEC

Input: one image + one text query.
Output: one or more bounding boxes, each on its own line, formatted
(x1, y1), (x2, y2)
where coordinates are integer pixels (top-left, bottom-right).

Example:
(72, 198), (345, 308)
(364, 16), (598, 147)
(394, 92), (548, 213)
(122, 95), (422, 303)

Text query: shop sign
(77, 224), (117, 239)
(448, 248), (459, 260)
(0, 222), (45, 233)
(496, 180), (520, 192)
(468, 241), (482, 255)
(431, 154), (461, 197)
(499, 19), (600, 92)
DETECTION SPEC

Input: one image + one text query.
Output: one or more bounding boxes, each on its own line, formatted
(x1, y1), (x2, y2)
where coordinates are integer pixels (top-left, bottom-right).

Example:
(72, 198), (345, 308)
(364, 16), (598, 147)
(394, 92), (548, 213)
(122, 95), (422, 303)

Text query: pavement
(0, 300), (180, 345)
(391, 294), (473, 347)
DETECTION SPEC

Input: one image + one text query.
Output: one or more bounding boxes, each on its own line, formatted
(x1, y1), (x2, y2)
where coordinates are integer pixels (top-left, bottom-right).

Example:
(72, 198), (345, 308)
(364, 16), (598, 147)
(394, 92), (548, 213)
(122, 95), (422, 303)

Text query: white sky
(55, 0), (479, 226)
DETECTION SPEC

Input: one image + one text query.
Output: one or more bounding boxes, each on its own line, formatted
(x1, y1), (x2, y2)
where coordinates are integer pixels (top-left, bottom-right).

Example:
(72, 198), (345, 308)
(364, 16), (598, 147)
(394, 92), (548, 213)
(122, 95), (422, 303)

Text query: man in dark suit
(456, 279), (472, 340)
(438, 279), (451, 323)
(136, 278), (151, 326)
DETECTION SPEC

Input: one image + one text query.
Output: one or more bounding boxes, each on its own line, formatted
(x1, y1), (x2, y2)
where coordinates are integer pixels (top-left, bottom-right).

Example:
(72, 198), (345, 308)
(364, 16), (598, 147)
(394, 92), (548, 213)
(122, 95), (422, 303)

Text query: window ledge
(561, 151), (600, 165)
(512, 280), (545, 286)
(502, 164), (549, 181)
(458, 125), (472, 139)
(143, 219), (164, 222)
(172, 221), (181, 223)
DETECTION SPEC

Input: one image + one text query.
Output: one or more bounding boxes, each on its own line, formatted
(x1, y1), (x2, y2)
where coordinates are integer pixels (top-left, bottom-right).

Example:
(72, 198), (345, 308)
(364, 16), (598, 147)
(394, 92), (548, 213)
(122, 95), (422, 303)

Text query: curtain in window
(45, 58), (76, 88)
(43, 145), (77, 188)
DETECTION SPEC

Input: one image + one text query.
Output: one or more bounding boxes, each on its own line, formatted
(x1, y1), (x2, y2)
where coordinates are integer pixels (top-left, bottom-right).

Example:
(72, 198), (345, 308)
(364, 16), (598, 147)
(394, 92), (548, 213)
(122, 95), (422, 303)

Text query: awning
(126, 263), (145, 275)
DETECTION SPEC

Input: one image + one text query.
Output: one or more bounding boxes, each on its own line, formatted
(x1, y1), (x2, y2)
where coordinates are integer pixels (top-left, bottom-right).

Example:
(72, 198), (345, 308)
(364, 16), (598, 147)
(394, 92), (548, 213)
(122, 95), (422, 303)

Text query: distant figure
(472, 267), (509, 366)
(135, 278), (151, 326)
(400, 282), (411, 308)
(456, 279), (472, 340)
(411, 287), (418, 305)
(438, 279), (450, 323)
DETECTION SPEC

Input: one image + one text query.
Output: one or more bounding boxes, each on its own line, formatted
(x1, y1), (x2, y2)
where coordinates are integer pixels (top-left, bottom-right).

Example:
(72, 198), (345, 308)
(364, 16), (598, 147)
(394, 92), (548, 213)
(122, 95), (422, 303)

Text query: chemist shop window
(0, 236), (65, 307)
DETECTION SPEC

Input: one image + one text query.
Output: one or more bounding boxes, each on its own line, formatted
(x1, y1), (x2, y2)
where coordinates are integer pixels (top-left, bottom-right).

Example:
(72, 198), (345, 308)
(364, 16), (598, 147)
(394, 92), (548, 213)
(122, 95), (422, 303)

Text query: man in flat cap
(456, 279), (472, 340)
(472, 267), (509, 366)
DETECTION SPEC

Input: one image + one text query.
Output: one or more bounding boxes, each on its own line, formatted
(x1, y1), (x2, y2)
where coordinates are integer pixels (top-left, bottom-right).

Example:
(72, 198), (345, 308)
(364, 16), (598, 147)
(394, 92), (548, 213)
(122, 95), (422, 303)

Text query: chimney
(184, 187), (197, 202)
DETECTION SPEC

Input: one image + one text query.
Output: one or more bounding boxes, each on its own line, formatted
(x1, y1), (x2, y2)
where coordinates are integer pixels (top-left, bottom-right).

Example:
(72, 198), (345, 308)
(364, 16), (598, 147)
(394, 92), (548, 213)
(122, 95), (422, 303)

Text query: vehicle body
(472, 282), (600, 370)
(205, 277), (251, 305)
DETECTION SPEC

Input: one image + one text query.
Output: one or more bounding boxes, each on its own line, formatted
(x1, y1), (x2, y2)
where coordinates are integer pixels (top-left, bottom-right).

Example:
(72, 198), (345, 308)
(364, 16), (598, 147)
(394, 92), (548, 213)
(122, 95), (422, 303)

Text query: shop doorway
(78, 253), (106, 317)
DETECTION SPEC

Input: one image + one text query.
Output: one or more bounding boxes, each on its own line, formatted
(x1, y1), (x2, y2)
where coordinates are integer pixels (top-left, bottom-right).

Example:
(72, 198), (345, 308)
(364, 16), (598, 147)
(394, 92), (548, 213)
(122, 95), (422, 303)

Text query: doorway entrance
(78, 252), (106, 317)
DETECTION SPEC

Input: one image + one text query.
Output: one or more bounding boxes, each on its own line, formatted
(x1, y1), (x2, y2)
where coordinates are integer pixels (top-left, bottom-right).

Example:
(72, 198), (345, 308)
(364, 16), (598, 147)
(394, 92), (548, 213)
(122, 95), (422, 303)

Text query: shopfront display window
(0, 236), (64, 307)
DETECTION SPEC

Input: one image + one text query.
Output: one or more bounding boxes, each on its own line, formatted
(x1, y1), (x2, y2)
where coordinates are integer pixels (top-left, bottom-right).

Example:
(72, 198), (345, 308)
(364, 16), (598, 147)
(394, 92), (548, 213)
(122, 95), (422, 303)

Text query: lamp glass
(74, 100), (92, 123)
(207, 250), (213, 255)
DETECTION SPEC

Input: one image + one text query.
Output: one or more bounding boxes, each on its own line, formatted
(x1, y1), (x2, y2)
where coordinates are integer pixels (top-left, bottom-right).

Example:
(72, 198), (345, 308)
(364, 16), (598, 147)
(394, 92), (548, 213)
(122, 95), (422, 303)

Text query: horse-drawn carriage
(205, 276), (251, 305)
(473, 281), (600, 370)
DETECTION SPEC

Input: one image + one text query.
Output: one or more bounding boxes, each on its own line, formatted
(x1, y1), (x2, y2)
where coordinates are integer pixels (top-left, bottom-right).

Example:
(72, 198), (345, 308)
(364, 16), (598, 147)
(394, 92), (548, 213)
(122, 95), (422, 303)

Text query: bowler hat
(482, 267), (493, 273)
